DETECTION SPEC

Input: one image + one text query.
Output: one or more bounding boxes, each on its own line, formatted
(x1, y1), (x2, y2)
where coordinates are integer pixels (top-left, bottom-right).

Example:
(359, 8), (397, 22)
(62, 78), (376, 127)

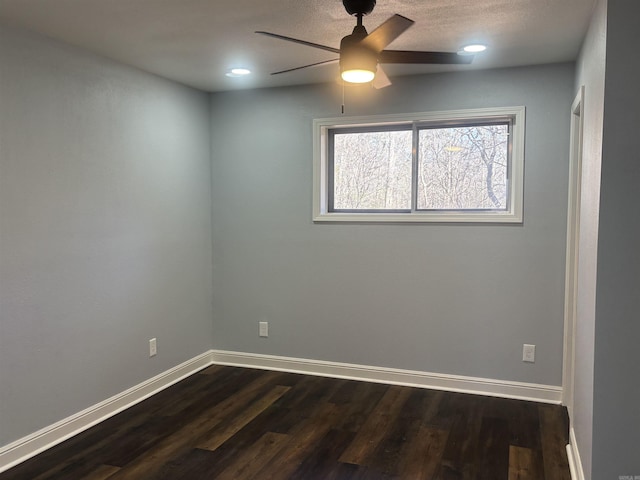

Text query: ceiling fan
(256, 0), (474, 88)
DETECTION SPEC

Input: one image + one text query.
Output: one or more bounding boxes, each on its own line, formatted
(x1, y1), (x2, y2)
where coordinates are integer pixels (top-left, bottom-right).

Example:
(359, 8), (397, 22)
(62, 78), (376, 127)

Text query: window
(313, 107), (525, 223)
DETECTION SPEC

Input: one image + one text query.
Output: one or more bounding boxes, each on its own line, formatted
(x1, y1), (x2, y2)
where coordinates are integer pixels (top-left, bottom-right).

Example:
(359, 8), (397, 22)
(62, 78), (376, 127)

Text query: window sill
(312, 211), (523, 224)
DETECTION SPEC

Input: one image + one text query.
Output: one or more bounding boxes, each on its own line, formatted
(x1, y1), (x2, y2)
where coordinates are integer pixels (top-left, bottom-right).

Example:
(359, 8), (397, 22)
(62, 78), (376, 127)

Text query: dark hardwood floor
(0, 365), (571, 479)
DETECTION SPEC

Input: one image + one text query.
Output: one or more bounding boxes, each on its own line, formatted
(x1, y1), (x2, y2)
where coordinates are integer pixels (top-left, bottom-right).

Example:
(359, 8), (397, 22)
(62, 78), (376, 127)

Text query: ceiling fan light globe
(341, 68), (376, 83)
(339, 42), (378, 84)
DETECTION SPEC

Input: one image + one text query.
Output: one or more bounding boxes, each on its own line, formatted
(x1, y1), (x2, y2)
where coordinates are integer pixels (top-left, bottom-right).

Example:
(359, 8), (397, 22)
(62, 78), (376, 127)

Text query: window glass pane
(332, 130), (412, 210)
(417, 124), (509, 210)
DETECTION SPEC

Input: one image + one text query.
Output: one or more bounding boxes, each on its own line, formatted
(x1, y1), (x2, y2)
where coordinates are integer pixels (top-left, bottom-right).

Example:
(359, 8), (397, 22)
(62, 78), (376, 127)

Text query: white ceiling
(0, 0), (597, 92)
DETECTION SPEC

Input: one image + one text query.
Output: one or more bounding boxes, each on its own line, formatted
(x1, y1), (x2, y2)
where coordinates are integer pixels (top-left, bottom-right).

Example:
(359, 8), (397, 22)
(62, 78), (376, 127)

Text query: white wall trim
(566, 427), (585, 480)
(211, 350), (562, 404)
(0, 351), (213, 474)
(562, 85), (585, 415)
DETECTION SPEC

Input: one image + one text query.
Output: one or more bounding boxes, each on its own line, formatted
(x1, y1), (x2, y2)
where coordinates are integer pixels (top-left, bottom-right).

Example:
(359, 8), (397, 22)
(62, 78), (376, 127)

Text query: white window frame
(313, 106), (525, 223)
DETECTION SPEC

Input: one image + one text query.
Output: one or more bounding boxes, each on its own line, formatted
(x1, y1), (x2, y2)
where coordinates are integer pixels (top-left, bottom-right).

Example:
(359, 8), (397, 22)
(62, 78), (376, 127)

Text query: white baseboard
(566, 427), (586, 480)
(210, 350), (563, 404)
(0, 351), (212, 474)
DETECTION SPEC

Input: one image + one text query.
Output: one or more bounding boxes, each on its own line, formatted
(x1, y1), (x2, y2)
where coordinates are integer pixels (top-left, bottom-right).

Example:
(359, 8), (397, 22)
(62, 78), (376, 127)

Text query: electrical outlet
(523, 344), (535, 363)
(259, 322), (269, 338)
(149, 338), (157, 357)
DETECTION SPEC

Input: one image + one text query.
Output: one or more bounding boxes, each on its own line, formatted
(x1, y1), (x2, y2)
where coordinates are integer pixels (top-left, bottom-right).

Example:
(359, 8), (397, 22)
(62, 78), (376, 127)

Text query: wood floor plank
(322, 462), (361, 480)
(508, 445), (535, 480)
(255, 401), (343, 479)
(100, 369), (262, 468)
(288, 428), (356, 479)
(273, 375), (346, 419)
(328, 379), (363, 405)
(503, 399), (542, 449)
(196, 384), (290, 451)
(350, 465), (401, 479)
(436, 459), (476, 480)
(12, 390), (196, 480)
(199, 364), (226, 375)
(91, 367), (261, 470)
(333, 381), (388, 433)
(152, 447), (223, 479)
(181, 404), (297, 476)
(475, 416), (510, 480)
(419, 389), (446, 427)
(439, 393), (484, 478)
(81, 464), (121, 480)
(156, 366), (262, 418)
(539, 403), (571, 480)
(339, 385), (412, 466)
(368, 388), (429, 475)
(399, 425), (449, 479)
(214, 432), (290, 480)
(106, 370), (285, 479)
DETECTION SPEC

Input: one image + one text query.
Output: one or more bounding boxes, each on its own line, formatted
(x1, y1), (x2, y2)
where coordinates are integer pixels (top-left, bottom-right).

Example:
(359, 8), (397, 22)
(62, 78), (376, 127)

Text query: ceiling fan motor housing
(343, 0), (376, 16)
(339, 30), (378, 75)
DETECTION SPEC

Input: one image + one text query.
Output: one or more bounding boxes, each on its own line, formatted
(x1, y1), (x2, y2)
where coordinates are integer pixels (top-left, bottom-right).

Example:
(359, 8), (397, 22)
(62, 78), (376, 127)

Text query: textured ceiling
(0, 0), (597, 92)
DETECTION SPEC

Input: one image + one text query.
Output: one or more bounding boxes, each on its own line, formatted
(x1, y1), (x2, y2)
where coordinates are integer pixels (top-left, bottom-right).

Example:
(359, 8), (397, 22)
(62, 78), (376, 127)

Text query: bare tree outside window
(332, 130), (412, 210)
(331, 123), (509, 212)
(417, 124), (509, 210)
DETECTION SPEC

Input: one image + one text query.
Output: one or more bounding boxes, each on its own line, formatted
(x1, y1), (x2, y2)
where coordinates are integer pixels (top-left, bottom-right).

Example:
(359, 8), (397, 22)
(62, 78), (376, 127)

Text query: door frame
(562, 85), (585, 418)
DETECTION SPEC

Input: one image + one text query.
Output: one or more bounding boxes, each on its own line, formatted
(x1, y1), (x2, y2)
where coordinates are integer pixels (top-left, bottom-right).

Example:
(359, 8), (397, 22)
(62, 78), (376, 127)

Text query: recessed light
(459, 44), (487, 55)
(225, 68), (251, 77)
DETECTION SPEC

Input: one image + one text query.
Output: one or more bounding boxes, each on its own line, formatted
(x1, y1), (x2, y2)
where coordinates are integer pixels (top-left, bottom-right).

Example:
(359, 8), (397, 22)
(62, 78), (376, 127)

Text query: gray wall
(210, 63), (574, 386)
(572, 1), (640, 477)
(592, 0), (640, 477)
(0, 25), (213, 446)
(573, 0), (607, 476)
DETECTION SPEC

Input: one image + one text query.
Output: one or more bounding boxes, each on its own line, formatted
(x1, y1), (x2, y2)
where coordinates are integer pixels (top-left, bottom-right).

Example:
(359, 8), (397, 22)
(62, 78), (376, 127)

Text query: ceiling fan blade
(360, 14), (414, 53)
(379, 50), (474, 64)
(270, 58), (339, 75)
(372, 65), (392, 89)
(256, 31), (340, 54)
